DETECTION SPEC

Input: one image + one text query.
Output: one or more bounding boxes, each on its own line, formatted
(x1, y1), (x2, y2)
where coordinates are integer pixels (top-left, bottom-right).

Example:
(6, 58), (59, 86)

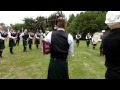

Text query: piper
(8, 28), (17, 54)
(0, 26), (7, 58)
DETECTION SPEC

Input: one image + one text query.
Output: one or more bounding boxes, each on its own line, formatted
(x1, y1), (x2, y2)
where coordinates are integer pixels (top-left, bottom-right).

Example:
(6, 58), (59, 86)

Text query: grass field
(0, 39), (106, 79)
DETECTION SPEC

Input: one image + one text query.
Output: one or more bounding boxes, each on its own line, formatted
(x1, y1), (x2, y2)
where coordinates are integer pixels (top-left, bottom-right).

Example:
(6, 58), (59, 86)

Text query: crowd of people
(0, 27), (50, 57)
(0, 11), (120, 79)
(75, 31), (105, 56)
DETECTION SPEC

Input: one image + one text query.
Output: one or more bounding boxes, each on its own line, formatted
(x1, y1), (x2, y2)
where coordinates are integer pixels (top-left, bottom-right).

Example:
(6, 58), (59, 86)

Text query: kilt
(0, 40), (5, 49)
(9, 39), (16, 47)
(28, 38), (33, 45)
(35, 39), (40, 44)
(23, 39), (27, 46)
(47, 58), (69, 79)
(86, 40), (90, 45)
(92, 44), (97, 46)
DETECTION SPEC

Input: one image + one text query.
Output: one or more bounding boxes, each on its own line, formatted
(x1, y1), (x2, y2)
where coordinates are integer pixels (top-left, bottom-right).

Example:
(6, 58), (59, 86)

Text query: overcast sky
(0, 11), (84, 26)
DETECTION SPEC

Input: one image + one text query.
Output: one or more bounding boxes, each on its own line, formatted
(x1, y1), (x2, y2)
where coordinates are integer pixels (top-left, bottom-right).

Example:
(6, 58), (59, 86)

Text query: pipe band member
(16, 30), (20, 46)
(76, 33), (81, 47)
(44, 18), (74, 79)
(28, 31), (34, 50)
(20, 29), (29, 52)
(100, 30), (105, 56)
(0, 26), (6, 58)
(8, 28), (16, 54)
(91, 32), (100, 50)
(86, 33), (91, 47)
(42, 28), (49, 38)
(35, 31), (41, 49)
(103, 11), (120, 79)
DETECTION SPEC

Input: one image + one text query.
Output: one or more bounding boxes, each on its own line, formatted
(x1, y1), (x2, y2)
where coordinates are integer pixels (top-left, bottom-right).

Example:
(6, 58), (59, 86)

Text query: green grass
(0, 39), (106, 79)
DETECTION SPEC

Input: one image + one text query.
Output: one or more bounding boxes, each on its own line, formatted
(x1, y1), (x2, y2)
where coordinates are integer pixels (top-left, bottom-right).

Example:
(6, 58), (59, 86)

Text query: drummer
(92, 33), (99, 49)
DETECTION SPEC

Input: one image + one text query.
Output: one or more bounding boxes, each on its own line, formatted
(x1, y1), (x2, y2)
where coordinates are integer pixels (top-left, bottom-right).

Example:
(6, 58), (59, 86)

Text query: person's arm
(8, 32), (16, 39)
(29, 34), (33, 39)
(68, 34), (74, 55)
(20, 33), (24, 38)
(0, 33), (5, 40)
(35, 34), (39, 39)
(43, 32), (52, 44)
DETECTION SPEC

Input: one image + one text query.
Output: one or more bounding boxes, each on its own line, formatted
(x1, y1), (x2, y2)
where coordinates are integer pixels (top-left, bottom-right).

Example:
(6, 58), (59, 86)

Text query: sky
(0, 11), (84, 26)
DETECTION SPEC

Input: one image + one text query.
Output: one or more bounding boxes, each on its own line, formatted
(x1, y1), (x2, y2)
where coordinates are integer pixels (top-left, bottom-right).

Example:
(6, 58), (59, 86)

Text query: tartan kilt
(35, 39), (40, 44)
(0, 40), (5, 49)
(23, 39), (27, 46)
(28, 39), (33, 45)
(86, 40), (90, 45)
(47, 58), (69, 79)
(9, 39), (16, 47)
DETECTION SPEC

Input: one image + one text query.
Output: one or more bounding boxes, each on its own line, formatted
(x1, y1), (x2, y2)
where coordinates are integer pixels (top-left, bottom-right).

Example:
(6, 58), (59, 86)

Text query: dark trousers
(47, 58), (69, 79)
(92, 44), (96, 49)
(23, 46), (27, 52)
(29, 44), (32, 50)
(16, 39), (20, 46)
(86, 40), (90, 47)
(0, 51), (3, 57)
(105, 69), (120, 79)
(10, 47), (13, 54)
(76, 39), (80, 47)
(36, 45), (38, 49)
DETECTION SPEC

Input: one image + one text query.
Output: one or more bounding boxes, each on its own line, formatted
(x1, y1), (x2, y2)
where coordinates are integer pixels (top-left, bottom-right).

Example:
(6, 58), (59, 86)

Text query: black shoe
(11, 52), (14, 54)
(23, 50), (27, 52)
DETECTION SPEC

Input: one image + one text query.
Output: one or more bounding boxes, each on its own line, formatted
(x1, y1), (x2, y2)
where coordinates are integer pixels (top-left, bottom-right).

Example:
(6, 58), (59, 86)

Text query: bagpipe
(30, 33), (35, 38)
(12, 32), (17, 37)
(42, 40), (51, 55)
(2, 32), (8, 38)
(37, 34), (41, 37)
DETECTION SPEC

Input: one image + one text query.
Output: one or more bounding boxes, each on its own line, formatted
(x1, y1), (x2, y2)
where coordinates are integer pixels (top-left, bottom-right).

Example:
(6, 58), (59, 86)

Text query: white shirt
(29, 34), (33, 39)
(20, 32), (24, 39)
(43, 33), (47, 38)
(8, 32), (16, 39)
(44, 28), (74, 55)
(0, 31), (5, 40)
(20, 32), (29, 40)
(35, 34), (40, 39)
(86, 35), (91, 39)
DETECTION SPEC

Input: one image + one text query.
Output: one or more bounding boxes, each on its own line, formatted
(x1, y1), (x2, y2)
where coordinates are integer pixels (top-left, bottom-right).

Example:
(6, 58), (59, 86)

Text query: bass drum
(92, 32), (101, 44)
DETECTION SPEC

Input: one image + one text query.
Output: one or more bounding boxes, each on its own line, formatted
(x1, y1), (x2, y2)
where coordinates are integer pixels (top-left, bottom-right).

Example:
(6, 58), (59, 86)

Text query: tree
(66, 11), (109, 39)
(47, 11), (65, 31)
(67, 14), (75, 27)
(0, 23), (8, 31)
(11, 23), (27, 32)
(36, 16), (47, 32)
(22, 17), (36, 31)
